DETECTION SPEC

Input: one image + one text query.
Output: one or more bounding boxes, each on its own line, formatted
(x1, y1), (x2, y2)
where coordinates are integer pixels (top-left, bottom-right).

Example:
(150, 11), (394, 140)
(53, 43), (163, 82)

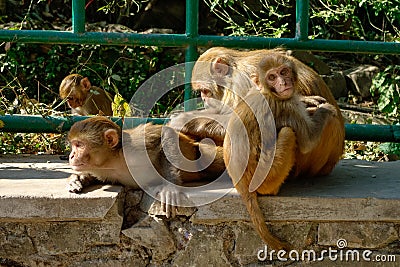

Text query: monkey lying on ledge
(66, 116), (225, 217)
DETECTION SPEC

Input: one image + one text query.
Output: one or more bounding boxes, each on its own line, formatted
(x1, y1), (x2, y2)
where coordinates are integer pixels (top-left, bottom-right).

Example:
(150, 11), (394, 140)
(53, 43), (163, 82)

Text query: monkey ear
(250, 74), (260, 87)
(211, 57), (230, 76)
(80, 77), (92, 91)
(104, 129), (119, 148)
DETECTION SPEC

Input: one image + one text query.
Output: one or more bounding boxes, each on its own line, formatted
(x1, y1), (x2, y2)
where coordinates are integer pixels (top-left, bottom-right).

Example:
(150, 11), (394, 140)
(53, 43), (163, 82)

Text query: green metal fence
(0, 0), (399, 142)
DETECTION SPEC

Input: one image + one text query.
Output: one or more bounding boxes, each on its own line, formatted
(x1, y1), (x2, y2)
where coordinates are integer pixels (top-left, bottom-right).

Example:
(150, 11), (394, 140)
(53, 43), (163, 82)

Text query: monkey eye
(267, 74), (276, 81)
(72, 140), (84, 148)
(280, 68), (290, 76)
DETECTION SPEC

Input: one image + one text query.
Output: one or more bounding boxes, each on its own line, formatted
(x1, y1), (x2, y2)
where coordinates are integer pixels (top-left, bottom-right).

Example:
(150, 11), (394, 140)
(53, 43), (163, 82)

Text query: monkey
(59, 74), (113, 116)
(168, 54), (256, 145)
(66, 116), (225, 217)
(256, 54), (338, 154)
(223, 53), (338, 250)
(169, 47), (345, 178)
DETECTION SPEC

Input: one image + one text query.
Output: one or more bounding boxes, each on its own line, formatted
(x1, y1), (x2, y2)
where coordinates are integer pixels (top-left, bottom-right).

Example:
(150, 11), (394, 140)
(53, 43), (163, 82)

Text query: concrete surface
(0, 154), (122, 220)
(1, 154), (399, 222)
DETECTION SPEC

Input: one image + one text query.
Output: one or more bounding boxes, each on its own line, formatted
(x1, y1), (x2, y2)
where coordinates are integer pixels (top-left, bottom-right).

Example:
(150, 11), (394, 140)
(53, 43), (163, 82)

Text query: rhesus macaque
(170, 47), (345, 178)
(223, 54), (338, 250)
(59, 74), (113, 116)
(168, 51), (259, 145)
(67, 117), (224, 217)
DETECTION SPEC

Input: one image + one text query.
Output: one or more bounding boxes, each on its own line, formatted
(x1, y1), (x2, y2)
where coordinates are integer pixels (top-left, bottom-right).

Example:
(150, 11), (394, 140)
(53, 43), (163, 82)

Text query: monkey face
(68, 138), (110, 171)
(264, 65), (294, 99)
(192, 81), (225, 109)
(69, 139), (93, 171)
(66, 94), (84, 109)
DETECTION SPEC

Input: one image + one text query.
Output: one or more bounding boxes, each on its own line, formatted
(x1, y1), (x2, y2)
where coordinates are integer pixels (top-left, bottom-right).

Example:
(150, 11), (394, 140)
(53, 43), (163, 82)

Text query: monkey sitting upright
(170, 47), (345, 179)
(67, 117), (225, 217)
(59, 74), (113, 116)
(223, 53), (338, 250)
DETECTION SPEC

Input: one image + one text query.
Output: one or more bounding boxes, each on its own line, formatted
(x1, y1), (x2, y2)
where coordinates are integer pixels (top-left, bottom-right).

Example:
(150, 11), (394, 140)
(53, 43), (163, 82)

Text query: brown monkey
(168, 49), (257, 144)
(170, 47), (344, 178)
(59, 74), (113, 116)
(256, 54), (338, 154)
(67, 117), (224, 217)
(224, 54), (338, 250)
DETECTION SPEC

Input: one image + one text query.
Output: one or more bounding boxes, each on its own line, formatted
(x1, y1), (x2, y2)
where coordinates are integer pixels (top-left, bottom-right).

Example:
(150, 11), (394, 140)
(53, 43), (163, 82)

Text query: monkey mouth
(68, 103), (80, 109)
(277, 87), (292, 98)
(70, 164), (86, 171)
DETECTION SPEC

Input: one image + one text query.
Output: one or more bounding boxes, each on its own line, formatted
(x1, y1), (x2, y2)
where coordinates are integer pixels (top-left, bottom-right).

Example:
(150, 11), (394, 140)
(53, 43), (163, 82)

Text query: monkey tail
(235, 177), (289, 251)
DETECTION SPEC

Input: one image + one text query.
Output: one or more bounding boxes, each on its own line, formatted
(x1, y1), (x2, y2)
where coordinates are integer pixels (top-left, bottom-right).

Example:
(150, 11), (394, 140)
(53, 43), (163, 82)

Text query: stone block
(343, 65), (379, 98)
(322, 72), (348, 99)
(122, 215), (176, 261)
(172, 230), (232, 267)
(233, 222), (315, 265)
(318, 222), (399, 249)
(0, 223), (36, 257)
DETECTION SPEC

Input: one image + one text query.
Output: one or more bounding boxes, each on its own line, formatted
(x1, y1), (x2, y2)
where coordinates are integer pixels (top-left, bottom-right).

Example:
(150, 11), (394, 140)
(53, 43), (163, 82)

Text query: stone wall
(1, 157), (400, 266)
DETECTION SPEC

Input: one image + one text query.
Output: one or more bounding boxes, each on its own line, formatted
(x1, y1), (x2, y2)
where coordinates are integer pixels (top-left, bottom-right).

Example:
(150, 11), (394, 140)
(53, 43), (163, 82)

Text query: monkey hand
(318, 102), (338, 117)
(301, 96), (331, 116)
(301, 95), (327, 107)
(154, 184), (190, 218)
(66, 173), (96, 193)
(168, 112), (196, 132)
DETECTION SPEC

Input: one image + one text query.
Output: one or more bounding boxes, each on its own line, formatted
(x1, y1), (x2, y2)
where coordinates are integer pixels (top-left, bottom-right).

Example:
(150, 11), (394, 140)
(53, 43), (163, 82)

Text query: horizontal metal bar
(0, 115), (168, 133)
(196, 36), (400, 54)
(1, 30), (400, 54)
(1, 115), (399, 142)
(345, 124), (400, 142)
(0, 30), (190, 47)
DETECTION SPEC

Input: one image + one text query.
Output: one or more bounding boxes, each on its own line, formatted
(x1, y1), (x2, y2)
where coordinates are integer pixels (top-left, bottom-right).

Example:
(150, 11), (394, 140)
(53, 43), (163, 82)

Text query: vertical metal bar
(295, 0), (310, 41)
(72, 0), (86, 33)
(184, 0), (199, 111)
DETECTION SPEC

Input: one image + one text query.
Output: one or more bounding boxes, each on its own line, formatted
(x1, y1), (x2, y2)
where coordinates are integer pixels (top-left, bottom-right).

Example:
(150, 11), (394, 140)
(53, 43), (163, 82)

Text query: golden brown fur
(170, 47), (344, 249)
(60, 74), (113, 116)
(224, 54), (338, 249)
(67, 117), (225, 217)
(173, 47), (344, 178)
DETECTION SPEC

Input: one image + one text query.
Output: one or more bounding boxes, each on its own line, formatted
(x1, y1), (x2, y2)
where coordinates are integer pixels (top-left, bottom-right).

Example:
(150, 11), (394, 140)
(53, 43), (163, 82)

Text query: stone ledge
(191, 159), (400, 223)
(1, 155), (400, 223)
(0, 155), (123, 221)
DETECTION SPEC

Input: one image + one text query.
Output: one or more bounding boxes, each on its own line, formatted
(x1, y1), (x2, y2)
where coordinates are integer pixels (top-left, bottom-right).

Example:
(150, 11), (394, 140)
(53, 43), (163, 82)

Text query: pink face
(69, 139), (91, 171)
(264, 65), (294, 99)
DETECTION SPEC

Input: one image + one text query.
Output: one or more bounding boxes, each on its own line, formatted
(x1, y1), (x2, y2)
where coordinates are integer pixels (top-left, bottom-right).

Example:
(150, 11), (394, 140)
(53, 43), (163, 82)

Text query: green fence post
(184, 0), (199, 111)
(72, 0), (86, 33)
(295, 0), (310, 41)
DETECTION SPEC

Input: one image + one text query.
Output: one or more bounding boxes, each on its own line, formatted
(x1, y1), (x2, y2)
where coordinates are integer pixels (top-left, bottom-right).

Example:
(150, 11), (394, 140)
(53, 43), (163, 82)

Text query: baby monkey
(67, 117), (224, 217)
(60, 74), (113, 116)
(224, 53), (338, 250)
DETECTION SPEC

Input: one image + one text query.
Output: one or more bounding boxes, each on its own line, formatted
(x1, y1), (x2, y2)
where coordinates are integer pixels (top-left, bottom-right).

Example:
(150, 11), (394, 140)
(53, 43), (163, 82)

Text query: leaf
(110, 74), (122, 81)
(112, 93), (132, 117)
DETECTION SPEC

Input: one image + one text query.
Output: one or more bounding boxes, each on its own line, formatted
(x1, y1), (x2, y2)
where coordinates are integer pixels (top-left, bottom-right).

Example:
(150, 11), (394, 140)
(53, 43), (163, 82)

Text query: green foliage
(0, 132), (68, 154)
(204, 0), (293, 37)
(310, 0), (400, 41)
(379, 142), (400, 157)
(371, 65), (400, 118)
(0, 43), (183, 115)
